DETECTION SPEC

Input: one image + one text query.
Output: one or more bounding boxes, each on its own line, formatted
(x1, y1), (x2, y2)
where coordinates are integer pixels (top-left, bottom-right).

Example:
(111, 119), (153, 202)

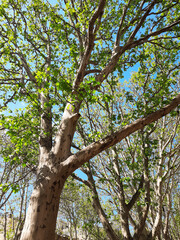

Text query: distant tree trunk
(4, 202), (7, 240)
(86, 167), (119, 240)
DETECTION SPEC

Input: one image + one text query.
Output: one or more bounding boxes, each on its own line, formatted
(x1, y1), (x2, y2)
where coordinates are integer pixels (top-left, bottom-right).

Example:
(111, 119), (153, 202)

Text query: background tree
(71, 62), (180, 240)
(0, 0), (180, 239)
(59, 177), (107, 240)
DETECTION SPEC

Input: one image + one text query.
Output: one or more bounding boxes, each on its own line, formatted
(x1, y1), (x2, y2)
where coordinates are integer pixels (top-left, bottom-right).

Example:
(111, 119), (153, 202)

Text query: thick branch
(72, 168), (119, 240)
(72, 0), (106, 90)
(39, 42), (52, 158)
(64, 93), (180, 173)
(133, 136), (151, 239)
(17, 52), (36, 83)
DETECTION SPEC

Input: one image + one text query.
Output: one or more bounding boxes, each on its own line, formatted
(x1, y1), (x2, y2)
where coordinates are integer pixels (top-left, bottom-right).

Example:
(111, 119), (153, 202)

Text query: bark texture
(20, 171), (65, 240)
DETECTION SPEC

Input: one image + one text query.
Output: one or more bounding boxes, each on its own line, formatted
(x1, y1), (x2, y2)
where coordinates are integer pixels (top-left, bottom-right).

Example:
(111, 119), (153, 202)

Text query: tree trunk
(20, 173), (65, 240)
(4, 202), (7, 240)
(92, 195), (119, 240)
(19, 94), (180, 239)
(86, 166), (119, 240)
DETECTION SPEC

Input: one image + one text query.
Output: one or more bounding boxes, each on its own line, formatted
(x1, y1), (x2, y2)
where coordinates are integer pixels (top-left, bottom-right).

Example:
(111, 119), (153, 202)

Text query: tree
(0, 0), (180, 239)
(0, 130), (35, 210)
(73, 114), (180, 240)
(0, 132), (34, 240)
(71, 68), (180, 240)
(59, 177), (106, 240)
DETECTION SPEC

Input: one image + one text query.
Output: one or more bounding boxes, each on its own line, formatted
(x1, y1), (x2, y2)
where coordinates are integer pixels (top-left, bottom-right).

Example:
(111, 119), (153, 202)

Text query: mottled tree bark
(20, 177), (64, 240)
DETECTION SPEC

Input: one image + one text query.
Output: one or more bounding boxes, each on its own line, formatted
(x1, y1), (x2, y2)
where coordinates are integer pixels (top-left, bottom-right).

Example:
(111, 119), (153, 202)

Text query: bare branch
(71, 173), (91, 188)
(126, 18), (180, 49)
(64, 0), (84, 58)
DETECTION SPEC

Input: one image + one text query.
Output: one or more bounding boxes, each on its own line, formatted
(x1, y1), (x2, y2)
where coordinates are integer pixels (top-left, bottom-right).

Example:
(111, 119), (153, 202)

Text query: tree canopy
(0, 0), (180, 240)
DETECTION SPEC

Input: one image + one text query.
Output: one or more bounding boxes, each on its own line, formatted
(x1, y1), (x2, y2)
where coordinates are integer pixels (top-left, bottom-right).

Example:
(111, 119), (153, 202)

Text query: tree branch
(127, 0), (157, 43)
(84, 69), (101, 75)
(64, 93), (180, 174)
(115, 0), (132, 46)
(125, 18), (180, 50)
(72, 0), (106, 90)
(126, 175), (144, 210)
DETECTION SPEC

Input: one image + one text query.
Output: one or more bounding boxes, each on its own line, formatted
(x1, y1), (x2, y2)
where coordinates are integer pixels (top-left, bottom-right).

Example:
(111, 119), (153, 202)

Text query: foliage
(0, 0), (180, 239)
